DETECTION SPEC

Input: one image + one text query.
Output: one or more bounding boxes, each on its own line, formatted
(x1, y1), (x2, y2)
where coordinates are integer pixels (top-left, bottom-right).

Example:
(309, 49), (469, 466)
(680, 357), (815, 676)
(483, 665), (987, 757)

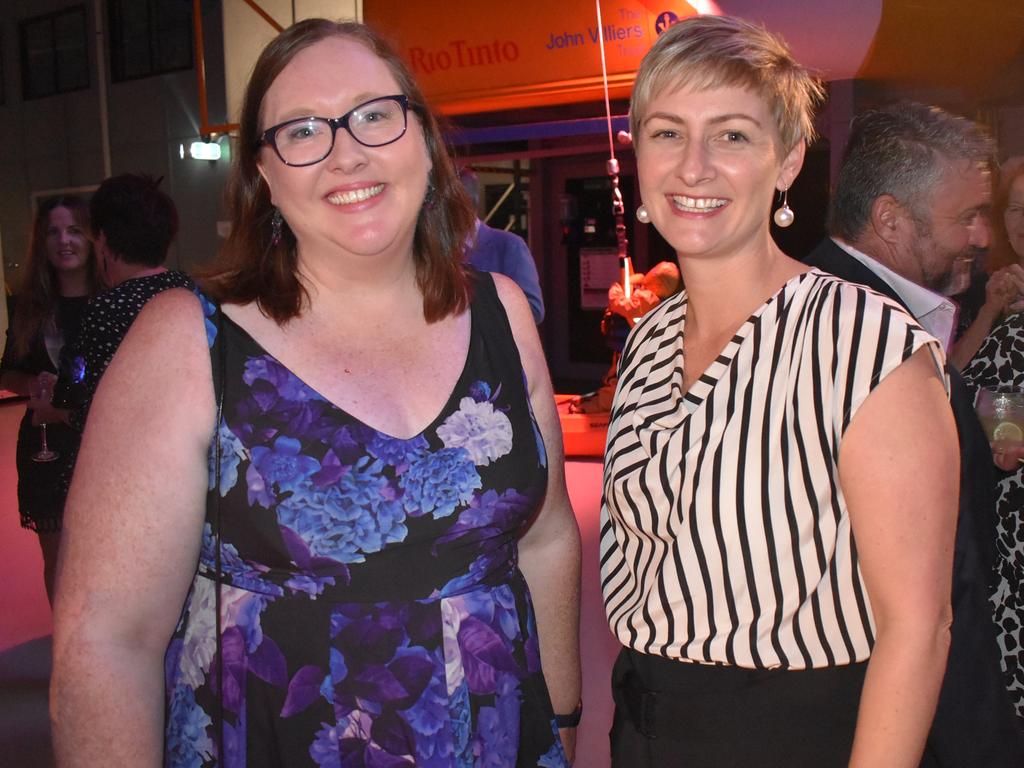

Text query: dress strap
(469, 270), (526, 378)
(192, 286), (226, 407)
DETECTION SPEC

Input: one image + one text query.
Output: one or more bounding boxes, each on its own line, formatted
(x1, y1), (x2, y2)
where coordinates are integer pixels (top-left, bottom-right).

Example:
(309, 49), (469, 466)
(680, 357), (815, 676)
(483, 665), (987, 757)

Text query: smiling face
(256, 35), (431, 267)
(1005, 173), (1024, 260)
(905, 157), (991, 295)
(634, 83), (803, 263)
(45, 206), (90, 276)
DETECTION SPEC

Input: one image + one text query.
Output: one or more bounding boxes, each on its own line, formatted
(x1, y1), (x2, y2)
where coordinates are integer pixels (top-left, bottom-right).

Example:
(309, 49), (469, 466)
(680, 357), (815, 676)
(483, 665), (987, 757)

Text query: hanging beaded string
(595, 0), (633, 298)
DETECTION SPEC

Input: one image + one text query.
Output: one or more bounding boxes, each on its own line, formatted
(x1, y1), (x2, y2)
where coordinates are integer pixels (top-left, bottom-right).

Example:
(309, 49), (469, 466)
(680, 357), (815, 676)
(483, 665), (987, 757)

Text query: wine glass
(975, 386), (1024, 451)
(31, 374), (59, 463)
(43, 324), (64, 372)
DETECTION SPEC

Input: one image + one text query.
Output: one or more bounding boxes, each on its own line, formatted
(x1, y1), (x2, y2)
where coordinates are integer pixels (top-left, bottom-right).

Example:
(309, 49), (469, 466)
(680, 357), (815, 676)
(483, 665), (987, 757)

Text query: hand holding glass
(975, 386), (1024, 451)
(31, 373), (59, 463)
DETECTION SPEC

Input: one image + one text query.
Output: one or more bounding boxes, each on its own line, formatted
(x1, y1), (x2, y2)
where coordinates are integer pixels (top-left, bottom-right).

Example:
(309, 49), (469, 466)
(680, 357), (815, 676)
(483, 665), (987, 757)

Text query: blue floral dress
(164, 274), (568, 767)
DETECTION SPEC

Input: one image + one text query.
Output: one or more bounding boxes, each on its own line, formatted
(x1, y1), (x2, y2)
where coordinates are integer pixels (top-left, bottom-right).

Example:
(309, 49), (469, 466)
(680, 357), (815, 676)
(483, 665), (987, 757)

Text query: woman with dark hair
(51, 173), (194, 514)
(0, 195), (99, 604)
(51, 19), (580, 767)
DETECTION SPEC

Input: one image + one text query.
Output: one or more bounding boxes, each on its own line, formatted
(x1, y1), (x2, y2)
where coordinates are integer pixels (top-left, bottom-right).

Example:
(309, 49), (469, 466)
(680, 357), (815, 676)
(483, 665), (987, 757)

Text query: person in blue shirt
(459, 168), (545, 323)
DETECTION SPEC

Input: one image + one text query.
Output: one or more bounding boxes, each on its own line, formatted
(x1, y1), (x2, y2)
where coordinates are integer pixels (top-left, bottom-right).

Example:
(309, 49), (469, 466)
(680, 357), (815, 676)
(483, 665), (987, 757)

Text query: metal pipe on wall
(93, 0), (112, 177)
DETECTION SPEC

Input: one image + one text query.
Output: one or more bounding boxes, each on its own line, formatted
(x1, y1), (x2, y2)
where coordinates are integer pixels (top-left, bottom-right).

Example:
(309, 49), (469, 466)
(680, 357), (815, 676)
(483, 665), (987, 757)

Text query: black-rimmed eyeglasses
(259, 95), (410, 167)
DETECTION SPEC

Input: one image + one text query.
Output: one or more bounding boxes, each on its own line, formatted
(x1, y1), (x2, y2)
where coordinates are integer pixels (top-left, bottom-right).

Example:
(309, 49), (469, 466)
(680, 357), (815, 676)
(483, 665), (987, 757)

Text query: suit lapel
(804, 238), (910, 312)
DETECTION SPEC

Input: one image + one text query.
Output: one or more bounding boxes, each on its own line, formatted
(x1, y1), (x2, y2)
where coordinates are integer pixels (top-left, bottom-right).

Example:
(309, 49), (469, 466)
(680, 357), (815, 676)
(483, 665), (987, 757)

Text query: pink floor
(564, 458), (620, 768)
(0, 401), (55, 764)
(0, 401), (52, 650)
(0, 401), (619, 765)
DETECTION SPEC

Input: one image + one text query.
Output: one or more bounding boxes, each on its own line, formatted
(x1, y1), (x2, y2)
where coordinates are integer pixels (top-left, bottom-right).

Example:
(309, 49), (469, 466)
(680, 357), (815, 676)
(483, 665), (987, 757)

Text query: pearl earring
(636, 204), (650, 224)
(773, 189), (794, 228)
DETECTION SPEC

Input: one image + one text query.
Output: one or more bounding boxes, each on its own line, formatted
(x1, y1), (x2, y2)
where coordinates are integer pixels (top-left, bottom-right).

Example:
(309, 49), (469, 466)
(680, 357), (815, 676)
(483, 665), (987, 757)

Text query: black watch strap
(554, 701), (582, 728)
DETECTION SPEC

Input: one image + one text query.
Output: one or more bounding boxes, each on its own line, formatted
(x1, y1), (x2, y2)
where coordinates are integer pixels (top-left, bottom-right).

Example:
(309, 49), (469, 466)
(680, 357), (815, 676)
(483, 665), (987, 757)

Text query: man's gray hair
(828, 103), (994, 241)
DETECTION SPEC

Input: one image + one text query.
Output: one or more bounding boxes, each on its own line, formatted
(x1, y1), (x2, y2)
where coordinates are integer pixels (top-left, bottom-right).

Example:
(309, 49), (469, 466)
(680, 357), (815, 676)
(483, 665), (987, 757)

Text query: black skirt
(610, 647), (867, 767)
(16, 412), (80, 532)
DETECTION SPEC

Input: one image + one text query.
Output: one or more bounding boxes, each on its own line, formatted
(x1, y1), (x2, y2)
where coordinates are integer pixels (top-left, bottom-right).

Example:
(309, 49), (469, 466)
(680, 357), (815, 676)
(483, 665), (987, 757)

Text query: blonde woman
(602, 16), (957, 766)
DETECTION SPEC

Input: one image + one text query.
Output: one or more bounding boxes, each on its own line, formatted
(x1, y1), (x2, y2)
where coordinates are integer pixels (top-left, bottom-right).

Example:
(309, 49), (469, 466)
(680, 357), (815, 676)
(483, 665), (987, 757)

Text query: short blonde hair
(629, 15), (823, 152)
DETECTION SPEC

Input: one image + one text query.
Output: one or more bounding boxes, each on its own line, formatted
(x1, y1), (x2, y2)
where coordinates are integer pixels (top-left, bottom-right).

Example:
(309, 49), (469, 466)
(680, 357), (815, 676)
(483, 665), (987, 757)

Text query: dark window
(109, 0), (193, 82)
(20, 6), (89, 100)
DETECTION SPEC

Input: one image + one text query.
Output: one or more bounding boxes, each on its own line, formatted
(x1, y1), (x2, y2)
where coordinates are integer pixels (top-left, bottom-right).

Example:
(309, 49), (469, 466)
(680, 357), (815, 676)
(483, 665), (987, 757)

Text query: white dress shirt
(832, 238), (958, 351)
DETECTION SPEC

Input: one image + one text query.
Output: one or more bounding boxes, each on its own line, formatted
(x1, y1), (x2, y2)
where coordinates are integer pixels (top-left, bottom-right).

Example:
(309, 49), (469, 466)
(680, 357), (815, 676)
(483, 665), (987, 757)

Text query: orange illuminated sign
(363, 0), (700, 114)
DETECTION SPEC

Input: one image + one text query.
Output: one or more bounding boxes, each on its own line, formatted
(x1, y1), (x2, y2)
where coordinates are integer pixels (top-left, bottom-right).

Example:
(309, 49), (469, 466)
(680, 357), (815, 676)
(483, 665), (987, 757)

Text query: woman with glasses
(1, 195), (99, 604)
(52, 19), (580, 767)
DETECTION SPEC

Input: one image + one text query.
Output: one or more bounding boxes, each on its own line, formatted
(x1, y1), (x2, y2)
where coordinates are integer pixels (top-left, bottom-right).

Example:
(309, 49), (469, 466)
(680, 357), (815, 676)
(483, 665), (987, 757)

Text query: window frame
(108, 0), (194, 84)
(19, 5), (90, 101)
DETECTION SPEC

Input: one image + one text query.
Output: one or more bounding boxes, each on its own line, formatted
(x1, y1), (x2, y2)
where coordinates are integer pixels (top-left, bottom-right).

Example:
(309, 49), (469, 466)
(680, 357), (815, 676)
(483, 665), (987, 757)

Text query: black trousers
(610, 647), (868, 767)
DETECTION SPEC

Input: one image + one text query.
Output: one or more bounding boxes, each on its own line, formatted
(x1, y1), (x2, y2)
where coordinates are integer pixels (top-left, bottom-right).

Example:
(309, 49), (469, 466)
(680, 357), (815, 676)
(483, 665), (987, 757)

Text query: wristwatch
(554, 700), (582, 729)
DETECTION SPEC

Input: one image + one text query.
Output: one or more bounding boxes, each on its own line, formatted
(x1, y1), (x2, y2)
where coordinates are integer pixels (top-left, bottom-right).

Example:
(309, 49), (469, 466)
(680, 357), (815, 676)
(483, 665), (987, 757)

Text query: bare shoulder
(95, 286), (215, 435)
(488, 273), (541, 365)
(489, 272), (534, 332)
(115, 288), (209, 367)
(129, 286), (207, 336)
(486, 272), (556, 410)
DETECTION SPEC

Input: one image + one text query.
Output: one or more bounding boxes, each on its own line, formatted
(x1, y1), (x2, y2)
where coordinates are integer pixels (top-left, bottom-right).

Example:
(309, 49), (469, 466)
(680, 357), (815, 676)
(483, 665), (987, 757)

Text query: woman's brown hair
(200, 19), (476, 324)
(9, 196), (99, 358)
(988, 157), (1024, 273)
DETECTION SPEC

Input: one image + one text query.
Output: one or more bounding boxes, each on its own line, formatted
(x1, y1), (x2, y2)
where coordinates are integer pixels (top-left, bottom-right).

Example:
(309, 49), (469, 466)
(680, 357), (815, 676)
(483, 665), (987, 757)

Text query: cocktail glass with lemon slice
(976, 386), (1024, 449)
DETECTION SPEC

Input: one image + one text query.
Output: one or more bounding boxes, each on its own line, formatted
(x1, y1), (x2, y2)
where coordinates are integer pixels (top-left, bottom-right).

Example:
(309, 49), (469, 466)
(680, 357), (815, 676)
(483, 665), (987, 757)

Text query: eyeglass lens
(272, 97), (406, 166)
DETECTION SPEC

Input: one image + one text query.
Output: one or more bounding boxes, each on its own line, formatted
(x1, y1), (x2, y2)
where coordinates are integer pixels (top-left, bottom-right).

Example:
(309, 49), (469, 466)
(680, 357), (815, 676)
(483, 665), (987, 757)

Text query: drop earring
(636, 204), (650, 224)
(271, 208), (283, 246)
(773, 189), (794, 228)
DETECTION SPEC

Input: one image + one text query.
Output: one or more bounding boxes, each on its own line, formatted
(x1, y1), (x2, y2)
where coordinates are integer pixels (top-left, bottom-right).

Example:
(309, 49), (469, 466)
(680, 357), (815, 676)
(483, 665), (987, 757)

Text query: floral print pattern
(437, 383), (514, 466)
(963, 313), (1024, 724)
(164, 281), (565, 766)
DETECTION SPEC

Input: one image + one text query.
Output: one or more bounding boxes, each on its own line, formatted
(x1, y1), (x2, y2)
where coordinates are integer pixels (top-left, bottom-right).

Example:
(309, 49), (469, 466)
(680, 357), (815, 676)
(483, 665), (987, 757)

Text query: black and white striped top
(600, 269), (946, 670)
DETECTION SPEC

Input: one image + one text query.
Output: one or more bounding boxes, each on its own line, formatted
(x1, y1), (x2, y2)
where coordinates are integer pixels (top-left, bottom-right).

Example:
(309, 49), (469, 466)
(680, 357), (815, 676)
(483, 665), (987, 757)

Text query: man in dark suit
(805, 103), (1023, 766)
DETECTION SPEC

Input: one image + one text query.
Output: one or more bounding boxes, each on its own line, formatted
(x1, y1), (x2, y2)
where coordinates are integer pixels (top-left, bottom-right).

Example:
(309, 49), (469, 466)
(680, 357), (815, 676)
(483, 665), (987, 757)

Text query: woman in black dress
(1, 195), (99, 603)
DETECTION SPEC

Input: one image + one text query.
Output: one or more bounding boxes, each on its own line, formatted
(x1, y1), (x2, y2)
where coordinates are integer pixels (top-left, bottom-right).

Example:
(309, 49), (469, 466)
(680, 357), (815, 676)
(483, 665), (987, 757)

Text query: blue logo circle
(655, 11), (679, 34)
